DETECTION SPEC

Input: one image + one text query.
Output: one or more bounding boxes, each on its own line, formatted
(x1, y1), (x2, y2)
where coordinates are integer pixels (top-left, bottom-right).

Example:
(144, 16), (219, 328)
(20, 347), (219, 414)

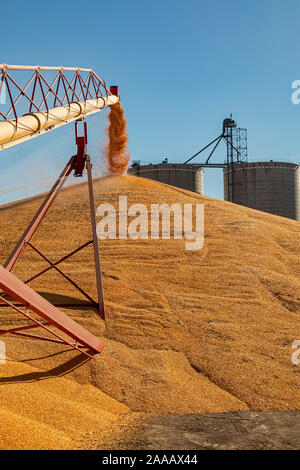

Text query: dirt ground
(106, 411), (300, 450)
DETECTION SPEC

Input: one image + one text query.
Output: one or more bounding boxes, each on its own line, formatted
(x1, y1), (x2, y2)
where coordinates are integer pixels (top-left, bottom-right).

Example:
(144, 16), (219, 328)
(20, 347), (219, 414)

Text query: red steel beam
(7, 330), (90, 350)
(0, 322), (50, 335)
(86, 155), (106, 320)
(0, 266), (105, 354)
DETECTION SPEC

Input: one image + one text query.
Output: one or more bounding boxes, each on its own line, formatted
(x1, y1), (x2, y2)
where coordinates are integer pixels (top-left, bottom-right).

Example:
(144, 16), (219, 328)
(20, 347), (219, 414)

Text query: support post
(86, 155), (106, 320)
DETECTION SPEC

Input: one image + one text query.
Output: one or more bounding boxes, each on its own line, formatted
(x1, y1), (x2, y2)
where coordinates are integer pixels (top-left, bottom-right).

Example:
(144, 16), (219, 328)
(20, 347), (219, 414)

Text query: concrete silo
(128, 160), (204, 194)
(223, 161), (300, 220)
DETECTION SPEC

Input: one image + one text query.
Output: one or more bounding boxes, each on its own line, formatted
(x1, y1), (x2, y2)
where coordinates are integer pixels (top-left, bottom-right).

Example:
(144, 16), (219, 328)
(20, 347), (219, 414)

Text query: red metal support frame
(2, 121), (106, 320)
(86, 155), (106, 319)
(0, 65), (111, 123)
(0, 64), (118, 356)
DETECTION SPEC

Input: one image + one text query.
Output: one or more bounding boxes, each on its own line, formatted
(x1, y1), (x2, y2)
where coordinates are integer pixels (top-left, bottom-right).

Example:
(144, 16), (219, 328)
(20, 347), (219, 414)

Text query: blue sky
(1, 0), (300, 203)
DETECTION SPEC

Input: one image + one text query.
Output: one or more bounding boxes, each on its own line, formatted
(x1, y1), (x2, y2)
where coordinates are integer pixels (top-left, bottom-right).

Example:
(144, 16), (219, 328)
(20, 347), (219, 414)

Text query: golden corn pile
(0, 175), (299, 449)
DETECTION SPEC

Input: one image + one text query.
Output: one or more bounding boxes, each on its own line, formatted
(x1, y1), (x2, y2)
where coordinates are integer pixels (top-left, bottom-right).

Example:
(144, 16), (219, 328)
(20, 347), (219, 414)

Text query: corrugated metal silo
(223, 161), (300, 220)
(128, 162), (204, 194)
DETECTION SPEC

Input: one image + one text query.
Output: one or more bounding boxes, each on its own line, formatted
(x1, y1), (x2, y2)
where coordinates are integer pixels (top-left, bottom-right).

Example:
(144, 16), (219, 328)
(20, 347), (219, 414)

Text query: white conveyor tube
(0, 95), (119, 150)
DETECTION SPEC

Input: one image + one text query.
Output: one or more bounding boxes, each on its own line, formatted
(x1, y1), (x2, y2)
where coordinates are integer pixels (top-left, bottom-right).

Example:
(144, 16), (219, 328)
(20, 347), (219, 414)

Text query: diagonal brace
(27, 242), (98, 307)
